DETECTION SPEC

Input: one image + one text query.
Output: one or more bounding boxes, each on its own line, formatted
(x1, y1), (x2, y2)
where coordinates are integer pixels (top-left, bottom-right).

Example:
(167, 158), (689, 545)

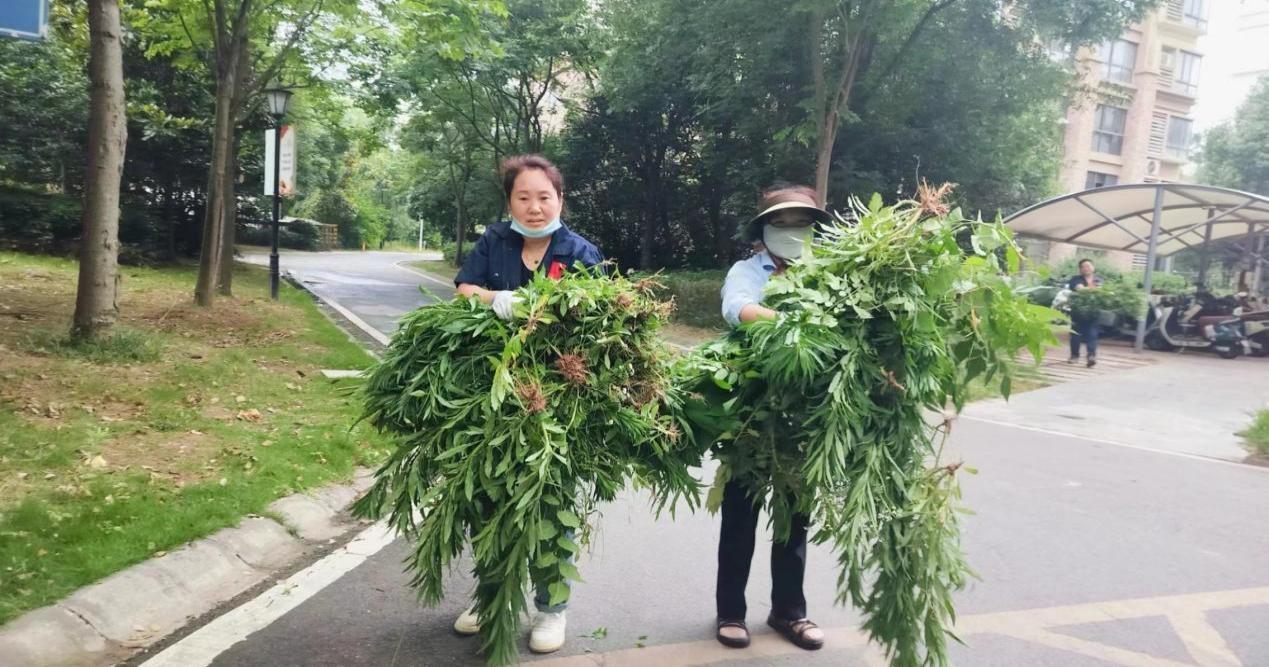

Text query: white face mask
(511, 217), (562, 239)
(763, 224), (814, 260)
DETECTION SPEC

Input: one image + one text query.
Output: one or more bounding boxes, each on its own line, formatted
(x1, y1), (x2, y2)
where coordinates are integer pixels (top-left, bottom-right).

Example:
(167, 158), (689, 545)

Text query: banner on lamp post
(264, 125), (296, 196)
(0, 0), (48, 40)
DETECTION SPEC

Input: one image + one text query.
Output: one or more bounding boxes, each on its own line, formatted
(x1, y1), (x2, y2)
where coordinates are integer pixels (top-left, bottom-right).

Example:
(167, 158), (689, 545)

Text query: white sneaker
(453, 606), (481, 636)
(529, 610), (567, 653)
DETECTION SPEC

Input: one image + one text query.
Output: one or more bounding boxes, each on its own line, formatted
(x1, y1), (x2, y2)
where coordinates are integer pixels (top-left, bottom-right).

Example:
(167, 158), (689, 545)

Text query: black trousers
(716, 480), (809, 621)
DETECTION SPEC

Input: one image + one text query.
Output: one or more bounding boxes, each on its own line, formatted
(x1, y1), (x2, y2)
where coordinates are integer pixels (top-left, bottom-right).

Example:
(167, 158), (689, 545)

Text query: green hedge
(629, 269), (726, 330)
(236, 221), (320, 251)
(1068, 281), (1145, 320)
(0, 186), (81, 251)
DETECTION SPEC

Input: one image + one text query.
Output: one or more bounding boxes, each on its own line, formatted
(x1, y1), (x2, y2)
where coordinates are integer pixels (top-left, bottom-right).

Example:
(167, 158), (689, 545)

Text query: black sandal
(716, 619), (750, 648)
(767, 614), (824, 650)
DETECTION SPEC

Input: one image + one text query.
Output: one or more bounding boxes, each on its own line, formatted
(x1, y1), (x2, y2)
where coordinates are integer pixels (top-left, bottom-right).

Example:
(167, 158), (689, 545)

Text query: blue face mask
(511, 217), (562, 239)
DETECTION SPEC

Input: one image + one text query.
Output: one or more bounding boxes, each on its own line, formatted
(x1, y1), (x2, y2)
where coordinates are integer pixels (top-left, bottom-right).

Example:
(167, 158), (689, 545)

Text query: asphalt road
(239, 248), (454, 336)
(155, 250), (1269, 667)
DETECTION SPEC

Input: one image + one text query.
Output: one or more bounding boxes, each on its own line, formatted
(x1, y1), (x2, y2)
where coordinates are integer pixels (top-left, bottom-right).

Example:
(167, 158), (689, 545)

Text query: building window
(1166, 116), (1193, 159)
(1132, 253), (1148, 270)
(1092, 105), (1128, 155)
(1085, 171), (1120, 189)
(1183, 0), (1208, 32)
(1097, 39), (1138, 84)
(1175, 51), (1201, 96)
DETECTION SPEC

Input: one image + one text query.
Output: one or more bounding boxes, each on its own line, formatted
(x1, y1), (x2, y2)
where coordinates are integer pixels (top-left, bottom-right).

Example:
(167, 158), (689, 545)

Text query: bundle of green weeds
(354, 267), (698, 665)
(679, 188), (1056, 666)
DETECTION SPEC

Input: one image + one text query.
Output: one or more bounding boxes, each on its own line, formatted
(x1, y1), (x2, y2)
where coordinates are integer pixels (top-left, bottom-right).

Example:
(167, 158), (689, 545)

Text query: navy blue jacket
(454, 221), (605, 291)
(1067, 275), (1103, 290)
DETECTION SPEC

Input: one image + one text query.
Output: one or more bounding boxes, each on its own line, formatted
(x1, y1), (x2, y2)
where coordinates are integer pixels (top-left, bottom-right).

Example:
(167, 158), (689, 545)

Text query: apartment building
(1027, 0), (1208, 272)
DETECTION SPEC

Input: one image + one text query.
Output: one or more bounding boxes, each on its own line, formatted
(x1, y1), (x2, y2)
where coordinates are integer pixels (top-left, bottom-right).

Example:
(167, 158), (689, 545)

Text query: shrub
(628, 269), (726, 330)
(1068, 281), (1144, 320)
(0, 186), (81, 251)
(235, 220), (320, 251)
(1240, 410), (1269, 457)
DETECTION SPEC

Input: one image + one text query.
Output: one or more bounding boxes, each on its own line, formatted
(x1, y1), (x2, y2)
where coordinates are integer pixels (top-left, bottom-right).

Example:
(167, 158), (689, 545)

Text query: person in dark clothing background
(1067, 258), (1104, 367)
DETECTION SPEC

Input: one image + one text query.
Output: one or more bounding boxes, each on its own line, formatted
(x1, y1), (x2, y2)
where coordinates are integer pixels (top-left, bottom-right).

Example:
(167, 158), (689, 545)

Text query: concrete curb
(0, 470), (377, 667)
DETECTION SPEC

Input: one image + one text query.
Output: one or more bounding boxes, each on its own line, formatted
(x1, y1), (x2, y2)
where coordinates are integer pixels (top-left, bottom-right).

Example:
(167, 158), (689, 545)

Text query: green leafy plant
(1067, 281), (1144, 320)
(353, 268), (700, 666)
(677, 188), (1056, 667)
(1239, 410), (1269, 457)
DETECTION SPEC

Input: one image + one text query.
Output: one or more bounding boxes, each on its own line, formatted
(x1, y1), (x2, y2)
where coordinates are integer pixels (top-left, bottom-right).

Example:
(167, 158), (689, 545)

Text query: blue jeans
(533, 576), (568, 613)
(530, 528), (576, 613)
(1070, 317), (1100, 359)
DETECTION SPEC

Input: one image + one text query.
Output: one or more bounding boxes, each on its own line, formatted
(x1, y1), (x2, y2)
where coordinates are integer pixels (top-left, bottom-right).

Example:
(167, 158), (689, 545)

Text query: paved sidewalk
(967, 351), (1269, 462)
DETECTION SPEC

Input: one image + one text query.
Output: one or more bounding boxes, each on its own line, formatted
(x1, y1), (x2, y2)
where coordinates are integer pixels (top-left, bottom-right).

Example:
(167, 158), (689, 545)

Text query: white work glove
(491, 290), (522, 321)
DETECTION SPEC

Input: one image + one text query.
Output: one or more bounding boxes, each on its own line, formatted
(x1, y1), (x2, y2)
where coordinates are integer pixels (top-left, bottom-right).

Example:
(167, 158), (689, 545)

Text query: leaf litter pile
(356, 186), (1055, 666)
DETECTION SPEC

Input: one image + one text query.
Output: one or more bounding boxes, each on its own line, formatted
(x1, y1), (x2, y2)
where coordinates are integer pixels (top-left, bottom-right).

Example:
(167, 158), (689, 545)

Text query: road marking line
(393, 259), (456, 288)
(1007, 628), (1195, 667)
(1166, 611), (1243, 666)
(140, 522), (397, 667)
(307, 288), (392, 346)
(959, 415), (1268, 472)
(532, 587), (1269, 667)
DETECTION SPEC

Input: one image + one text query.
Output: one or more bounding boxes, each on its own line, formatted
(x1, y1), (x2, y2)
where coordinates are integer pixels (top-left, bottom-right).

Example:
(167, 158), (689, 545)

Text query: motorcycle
(1142, 293), (1250, 359)
(1232, 294), (1269, 357)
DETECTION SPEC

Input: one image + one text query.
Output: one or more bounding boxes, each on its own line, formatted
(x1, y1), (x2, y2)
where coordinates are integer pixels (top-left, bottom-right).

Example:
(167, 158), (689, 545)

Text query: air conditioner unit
(1146, 159), (1161, 176)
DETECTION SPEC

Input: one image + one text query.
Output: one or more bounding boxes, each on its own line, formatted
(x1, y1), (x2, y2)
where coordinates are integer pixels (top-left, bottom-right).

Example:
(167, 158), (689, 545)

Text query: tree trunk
(707, 186), (729, 269)
(194, 72), (240, 306)
(72, 0), (127, 341)
(217, 42), (251, 296)
(814, 124), (835, 204)
(454, 194), (466, 267)
(164, 176), (180, 260)
(217, 130), (241, 295)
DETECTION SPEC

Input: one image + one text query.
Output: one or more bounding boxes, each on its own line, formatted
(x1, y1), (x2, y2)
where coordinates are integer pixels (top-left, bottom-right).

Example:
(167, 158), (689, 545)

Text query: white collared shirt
(720, 250), (778, 327)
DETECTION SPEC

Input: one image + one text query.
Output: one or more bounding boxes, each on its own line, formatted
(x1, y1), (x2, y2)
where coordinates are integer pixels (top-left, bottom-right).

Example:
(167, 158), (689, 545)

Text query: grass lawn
(0, 251), (389, 624)
(1240, 410), (1269, 458)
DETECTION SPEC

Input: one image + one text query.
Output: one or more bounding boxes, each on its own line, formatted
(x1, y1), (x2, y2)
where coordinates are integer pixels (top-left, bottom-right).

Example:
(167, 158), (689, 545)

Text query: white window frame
(1183, 0), (1208, 31)
(1098, 39), (1138, 84)
(1085, 171), (1120, 189)
(1092, 105), (1128, 155)
(1175, 51), (1200, 96)
(1165, 116), (1193, 159)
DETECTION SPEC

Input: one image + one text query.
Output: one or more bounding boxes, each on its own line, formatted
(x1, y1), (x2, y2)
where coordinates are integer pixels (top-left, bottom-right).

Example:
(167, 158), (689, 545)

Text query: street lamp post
(263, 84), (293, 300)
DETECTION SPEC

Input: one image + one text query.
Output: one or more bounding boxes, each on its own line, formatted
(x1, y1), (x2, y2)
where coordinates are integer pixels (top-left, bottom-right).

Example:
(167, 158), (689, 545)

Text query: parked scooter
(1232, 294), (1269, 357)
(1142, 293), (1249, 359)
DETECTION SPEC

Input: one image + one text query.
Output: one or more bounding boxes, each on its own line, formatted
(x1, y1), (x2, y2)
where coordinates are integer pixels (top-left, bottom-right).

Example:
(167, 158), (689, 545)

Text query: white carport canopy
(1003, 183), (1269, 351)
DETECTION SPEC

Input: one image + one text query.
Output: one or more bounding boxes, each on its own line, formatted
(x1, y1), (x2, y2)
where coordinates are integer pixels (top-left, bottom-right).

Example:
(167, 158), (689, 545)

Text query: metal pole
(269, 122), (282, 300)
(1253, 233), (1265, 296)
(1134, 186), (1166, 353)
(418, 219), (424, 251)
(1196, 211), (1213, 286)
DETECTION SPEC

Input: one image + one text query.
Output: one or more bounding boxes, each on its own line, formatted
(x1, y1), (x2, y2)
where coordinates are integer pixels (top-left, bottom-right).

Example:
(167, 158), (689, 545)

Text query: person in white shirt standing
(715, 184), (831, 651)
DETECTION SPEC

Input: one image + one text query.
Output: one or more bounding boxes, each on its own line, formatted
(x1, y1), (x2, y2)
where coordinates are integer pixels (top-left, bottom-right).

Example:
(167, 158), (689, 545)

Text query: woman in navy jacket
(454, 154), (603, 321)
(450, 154), (603, 654)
